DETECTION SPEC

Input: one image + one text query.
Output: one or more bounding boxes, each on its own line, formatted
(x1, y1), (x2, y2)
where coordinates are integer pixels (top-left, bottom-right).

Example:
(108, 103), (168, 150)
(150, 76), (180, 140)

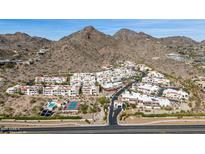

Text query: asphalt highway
(6, 125), (205, 134)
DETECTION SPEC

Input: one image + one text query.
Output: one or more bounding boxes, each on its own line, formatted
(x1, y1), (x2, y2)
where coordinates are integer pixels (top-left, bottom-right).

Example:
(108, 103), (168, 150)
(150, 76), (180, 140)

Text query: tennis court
(64, 101), (79, 110)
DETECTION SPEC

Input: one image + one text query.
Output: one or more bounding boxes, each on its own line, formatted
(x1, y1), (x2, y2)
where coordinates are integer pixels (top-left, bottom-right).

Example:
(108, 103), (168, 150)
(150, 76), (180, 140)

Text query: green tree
(26, 79), (35, 86)
(79, 87), (83, 95)
(97, 96), (110, 106)
(79, 104), (89, 114)
(90, 103), (99, 113)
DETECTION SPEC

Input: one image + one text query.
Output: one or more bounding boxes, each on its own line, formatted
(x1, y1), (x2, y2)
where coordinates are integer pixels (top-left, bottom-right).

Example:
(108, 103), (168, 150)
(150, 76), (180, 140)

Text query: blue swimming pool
(47, 101), (57, 110)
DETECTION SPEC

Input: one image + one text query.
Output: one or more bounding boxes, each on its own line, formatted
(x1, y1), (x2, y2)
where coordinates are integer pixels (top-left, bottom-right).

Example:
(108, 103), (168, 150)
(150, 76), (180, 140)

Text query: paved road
(108, 81), (134, 125)
(5, 125), (205, 134)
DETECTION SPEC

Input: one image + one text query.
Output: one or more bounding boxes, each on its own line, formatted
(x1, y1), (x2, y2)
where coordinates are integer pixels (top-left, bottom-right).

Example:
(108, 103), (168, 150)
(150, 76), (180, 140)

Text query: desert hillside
(1, 26), (201, 84)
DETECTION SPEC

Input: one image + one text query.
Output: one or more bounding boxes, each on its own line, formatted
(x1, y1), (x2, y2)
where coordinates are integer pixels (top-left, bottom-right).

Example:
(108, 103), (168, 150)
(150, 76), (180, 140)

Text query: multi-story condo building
(101, 81), (123, 91)
(6, 85), (41, 95)
(82, 84), (99, 95)
(6, 85), (20, 94)
(136, 64), (152, 72)
(121, 90), (171, 107)
(43, 85), (79, 97)
(162, 89), (189, 101)
(35, 76), (67, 84)
(20, 86), (40, 95)
(142, 76), (170, 87)
(147, 71), (165, 79)
(132, 83), (160, 95)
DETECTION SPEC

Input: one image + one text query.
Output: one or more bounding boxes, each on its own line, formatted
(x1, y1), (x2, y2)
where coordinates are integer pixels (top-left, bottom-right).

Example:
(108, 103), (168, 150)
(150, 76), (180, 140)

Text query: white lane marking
(0, 121), (107, 127)
(121, 119), (205, 125)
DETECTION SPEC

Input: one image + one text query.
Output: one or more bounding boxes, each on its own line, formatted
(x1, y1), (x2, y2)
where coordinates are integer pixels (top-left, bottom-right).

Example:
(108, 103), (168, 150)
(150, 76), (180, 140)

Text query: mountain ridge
(0, 26), (203, 84)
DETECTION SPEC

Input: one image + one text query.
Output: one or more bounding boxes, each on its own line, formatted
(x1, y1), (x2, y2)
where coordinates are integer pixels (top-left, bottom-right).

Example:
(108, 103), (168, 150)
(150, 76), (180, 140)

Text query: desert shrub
(85, 119), (91, 124)
(30, 98), (37, 104)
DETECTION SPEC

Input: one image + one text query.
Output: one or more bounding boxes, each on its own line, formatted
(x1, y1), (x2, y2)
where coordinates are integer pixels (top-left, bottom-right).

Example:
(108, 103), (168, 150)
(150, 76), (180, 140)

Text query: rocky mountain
(0, 26), (202, 85)
(114, 28), (155, 42)
(12, 26), (140, 79)
(0, 32), (51, 60)
(200, 40), (205, 45)
(160, 36), (199, 47)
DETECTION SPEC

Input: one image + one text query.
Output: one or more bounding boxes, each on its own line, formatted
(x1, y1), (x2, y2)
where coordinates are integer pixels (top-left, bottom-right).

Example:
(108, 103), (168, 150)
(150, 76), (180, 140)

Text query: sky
(0, 19), (205, 41)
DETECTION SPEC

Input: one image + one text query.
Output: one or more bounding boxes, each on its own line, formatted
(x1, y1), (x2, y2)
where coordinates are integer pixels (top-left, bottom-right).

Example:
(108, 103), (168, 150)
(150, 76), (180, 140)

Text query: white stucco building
(162, 89), (189, 101)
